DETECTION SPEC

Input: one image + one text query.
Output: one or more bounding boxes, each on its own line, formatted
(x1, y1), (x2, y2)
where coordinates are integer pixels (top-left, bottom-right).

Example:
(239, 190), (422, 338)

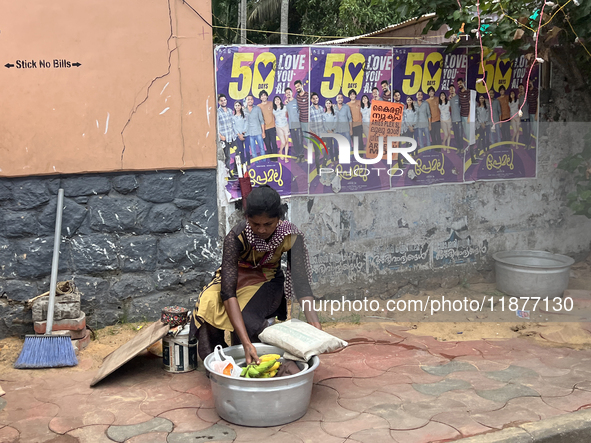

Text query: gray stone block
(183, 206), (218, 236)
(72, 276), (110, 304)
(88, 196), (142, 233)
(46, 178), (61, 195)
(73, 196), (89, 204)
(0, 303), (33, 338)
(0, 280), (39, 302)
(153, 269), (181, 290)
(38, 198), (87, 237)
(1, 211), (39, 238)
(9, 179), (50, 210)
(176, 169), (216, 200)
(0, 181), (11, 201)
(32, 293), (81, 321)
(0, 239), (17, 278)
(112, 175), (138, 194)
(144, 204), (183, 233)
(62, 176), (111, 197)
(136, 173), (176, 203)
(70, 234), (118, 273)
(110, 274), (155, 301)
(173, 198), (205, 210)
(158, 233), (209, 270)
(15, 237), (69, 278)
(119, 235), (158, 272)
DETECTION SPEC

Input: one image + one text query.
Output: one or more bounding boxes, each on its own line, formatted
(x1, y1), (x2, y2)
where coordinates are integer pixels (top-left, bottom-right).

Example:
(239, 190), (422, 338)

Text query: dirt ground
(1, 255), (590, 379)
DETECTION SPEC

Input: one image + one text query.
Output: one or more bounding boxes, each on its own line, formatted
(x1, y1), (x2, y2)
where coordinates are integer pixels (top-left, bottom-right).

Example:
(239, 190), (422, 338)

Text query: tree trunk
(280, 0), (289, 45)
(240, 0), (247, 44)
(550, 46), (591, 113)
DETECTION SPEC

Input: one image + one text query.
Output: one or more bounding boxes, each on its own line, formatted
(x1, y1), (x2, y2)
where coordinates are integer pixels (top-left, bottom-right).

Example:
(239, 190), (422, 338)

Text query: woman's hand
(300, 296), (322, 331)
(243, 342), (260, 365)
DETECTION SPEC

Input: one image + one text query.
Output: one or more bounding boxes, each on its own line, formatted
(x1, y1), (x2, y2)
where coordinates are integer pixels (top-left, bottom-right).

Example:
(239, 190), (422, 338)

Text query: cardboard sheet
(90, 320), (169, 387)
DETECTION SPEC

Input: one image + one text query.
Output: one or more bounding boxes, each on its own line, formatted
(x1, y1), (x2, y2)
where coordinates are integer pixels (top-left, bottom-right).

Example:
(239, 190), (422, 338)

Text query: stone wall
(0, 169), (219, 338)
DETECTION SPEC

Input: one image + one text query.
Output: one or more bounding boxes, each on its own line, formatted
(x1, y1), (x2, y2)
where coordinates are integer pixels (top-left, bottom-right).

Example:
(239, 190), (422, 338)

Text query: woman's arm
(288, 236), (322, 330)
(219, 231), (260, 365)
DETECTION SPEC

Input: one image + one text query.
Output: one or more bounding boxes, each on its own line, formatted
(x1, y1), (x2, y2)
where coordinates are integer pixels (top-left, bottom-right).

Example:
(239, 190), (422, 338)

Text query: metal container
(203, 343), (320, 427)
(162, 324), (197, 373)
(493, 250), (575, 298)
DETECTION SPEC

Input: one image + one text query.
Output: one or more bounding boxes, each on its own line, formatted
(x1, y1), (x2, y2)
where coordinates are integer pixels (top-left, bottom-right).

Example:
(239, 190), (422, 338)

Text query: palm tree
(240, 0), (247, 44)
(248, 0), (289, 45)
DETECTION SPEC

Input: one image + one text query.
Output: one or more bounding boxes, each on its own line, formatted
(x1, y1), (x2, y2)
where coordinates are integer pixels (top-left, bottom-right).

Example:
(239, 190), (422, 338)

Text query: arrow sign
(5, 63), (14, 68)
(72, 62), (81, 67)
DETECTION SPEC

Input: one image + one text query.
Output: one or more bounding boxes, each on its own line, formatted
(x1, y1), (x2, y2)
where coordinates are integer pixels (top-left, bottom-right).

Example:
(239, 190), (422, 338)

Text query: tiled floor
(2, 322), (591, 442)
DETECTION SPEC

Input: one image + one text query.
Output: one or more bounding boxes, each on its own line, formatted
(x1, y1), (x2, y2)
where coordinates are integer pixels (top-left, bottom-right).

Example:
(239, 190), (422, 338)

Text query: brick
(52, 328), (87, 340)
(32, 293), (81, 321)
(34, 312), (86, 334)
(72, 329), (91, 351)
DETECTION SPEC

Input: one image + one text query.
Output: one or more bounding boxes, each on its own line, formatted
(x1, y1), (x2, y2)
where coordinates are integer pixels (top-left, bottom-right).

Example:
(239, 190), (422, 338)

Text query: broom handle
(45, 188), (64, 335)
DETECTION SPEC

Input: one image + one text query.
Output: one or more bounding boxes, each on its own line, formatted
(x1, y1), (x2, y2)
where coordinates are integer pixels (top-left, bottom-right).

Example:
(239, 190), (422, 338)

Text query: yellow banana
(267, 362), (281, 372)
(260, 369), (278, 378)
(260, 354), (281, 362)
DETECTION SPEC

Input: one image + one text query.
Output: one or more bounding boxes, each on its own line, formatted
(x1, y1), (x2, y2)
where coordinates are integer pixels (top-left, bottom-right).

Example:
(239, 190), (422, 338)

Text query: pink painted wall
(0, 0), (216, 177)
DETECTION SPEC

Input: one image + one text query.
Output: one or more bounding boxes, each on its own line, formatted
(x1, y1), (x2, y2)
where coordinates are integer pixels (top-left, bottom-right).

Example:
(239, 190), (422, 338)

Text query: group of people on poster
(217, 80), (401, 173)
(219, 81), (539, 174)
(397, 79), (539, 159)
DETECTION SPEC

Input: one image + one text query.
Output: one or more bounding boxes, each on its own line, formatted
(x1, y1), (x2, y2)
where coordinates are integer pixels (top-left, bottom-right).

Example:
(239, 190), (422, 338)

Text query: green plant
(558, 130), (591, 218)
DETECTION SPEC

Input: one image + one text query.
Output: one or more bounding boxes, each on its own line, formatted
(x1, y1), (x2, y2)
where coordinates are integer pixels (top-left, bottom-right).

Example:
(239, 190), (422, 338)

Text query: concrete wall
(219, 120), (591, 300)
(0, 170), (219, 338)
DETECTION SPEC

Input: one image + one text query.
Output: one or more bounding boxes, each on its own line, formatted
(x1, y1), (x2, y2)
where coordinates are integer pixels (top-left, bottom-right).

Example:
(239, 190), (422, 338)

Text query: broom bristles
(14, 335), (78, 369)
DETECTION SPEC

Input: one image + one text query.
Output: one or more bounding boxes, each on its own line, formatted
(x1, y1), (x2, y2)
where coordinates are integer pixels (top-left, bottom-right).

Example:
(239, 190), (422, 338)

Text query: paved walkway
(2, 322), (591, 442)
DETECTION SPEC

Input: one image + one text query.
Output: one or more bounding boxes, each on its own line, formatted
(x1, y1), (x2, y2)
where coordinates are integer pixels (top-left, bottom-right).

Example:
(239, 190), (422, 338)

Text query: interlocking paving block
(402, 398), (468, 420)
(166, 424), (236, 443)
(484, 365), (538, 382)
(0, 398), (6, 412)
(365, 403), (430, 430)
(413, 379), (472, 396)
(421, 361), (478, 376)
(476, 383), (540, 403)
(471, 406), (540, 430)
(106, 417), (173, 442)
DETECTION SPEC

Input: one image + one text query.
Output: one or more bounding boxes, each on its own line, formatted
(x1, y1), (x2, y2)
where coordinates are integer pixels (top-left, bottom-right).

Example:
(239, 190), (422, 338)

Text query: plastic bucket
(162, 324), (197, 373)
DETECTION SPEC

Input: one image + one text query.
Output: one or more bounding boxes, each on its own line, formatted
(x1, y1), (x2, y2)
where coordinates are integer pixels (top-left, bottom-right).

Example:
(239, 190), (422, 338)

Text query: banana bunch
(240, 354), (281, 378)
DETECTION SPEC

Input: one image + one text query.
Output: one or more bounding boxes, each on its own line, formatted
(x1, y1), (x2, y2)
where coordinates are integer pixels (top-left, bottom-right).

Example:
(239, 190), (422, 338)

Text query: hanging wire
(562, 12), (591, 57)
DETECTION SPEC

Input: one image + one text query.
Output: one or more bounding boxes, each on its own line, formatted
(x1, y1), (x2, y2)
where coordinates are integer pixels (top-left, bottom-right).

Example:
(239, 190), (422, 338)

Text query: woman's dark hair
(272, 96), (284, 111)
(360, 95), (370, 109)
(406, 98), (415, 112)
(325, 99), (335, 115)
(439, 92), (448, 106)
(478, 95), (488, 109)
(509, 90), (517, 103)
(234, 101), (244, 118)
(245, 185), (286, 219)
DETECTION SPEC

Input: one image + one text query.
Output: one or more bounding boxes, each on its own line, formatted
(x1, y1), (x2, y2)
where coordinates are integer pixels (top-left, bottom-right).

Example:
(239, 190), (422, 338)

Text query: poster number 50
(229, 53), (276, 100)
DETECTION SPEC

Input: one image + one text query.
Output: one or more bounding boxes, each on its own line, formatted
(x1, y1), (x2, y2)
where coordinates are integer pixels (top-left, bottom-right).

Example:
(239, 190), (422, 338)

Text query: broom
(14, 188), (78, 369)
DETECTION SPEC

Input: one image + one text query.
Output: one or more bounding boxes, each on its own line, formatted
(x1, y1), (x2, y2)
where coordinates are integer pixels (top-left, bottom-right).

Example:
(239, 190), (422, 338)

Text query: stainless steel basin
(492, 250), (575, 298)
(203, 343), (320, 427)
